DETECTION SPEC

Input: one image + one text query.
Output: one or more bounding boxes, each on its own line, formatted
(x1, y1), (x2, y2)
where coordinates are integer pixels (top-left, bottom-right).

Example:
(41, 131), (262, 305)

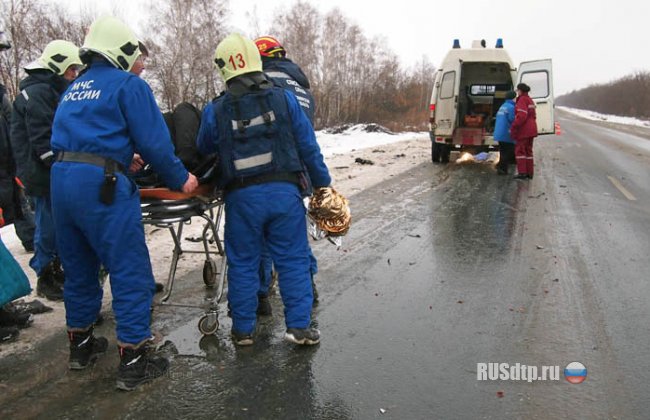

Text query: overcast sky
(57, 0), (650, 95)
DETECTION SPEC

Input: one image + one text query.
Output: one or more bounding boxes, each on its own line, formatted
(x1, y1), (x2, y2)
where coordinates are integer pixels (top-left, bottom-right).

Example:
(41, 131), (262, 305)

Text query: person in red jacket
(510, 83), (538, 179)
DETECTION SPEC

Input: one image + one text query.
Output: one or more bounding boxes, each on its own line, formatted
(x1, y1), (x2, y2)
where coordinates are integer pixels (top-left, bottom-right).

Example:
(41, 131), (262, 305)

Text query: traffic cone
(555, 122), (562, 135)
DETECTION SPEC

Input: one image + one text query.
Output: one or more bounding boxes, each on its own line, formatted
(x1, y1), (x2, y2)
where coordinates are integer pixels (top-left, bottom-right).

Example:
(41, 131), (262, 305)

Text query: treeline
(0, 0), (434, 130)
(556, 71), (650, 120)
(268, 1), (434, 130)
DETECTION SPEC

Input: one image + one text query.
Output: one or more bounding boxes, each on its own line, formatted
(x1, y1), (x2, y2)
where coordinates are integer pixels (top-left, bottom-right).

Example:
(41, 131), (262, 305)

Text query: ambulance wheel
(203, 259), (217, 288)
(441, 145), (451, 163)
(431, 142), (441, 163)
(198, 314), (219, 335)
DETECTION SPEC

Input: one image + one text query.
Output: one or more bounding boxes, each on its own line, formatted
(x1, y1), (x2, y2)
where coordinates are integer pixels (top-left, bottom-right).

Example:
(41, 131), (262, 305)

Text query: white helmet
(24, 40), (82, 75)
(81, 16), (140, 71)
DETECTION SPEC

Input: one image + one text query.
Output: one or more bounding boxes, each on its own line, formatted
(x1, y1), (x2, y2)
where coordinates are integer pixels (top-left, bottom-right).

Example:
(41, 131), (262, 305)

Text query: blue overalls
(197, 87), (330, 334)
(50, 61), (188, 345)
(260, 59), (319, 293)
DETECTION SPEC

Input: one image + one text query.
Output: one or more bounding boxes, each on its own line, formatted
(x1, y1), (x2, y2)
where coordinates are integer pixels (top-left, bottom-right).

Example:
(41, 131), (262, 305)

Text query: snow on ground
(559, 106), (650, 128)
(316, 124), (424, 157)
(0, 125), (430, 356)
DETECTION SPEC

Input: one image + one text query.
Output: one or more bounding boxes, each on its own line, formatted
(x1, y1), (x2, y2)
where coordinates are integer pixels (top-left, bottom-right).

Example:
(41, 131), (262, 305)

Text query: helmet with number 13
(213, 33), (263, 82)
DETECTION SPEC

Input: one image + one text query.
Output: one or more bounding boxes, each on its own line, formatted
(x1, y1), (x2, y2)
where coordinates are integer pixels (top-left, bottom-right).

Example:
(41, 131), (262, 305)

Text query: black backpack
(135, 102), (216, 188)
(164, 102), (203, 171)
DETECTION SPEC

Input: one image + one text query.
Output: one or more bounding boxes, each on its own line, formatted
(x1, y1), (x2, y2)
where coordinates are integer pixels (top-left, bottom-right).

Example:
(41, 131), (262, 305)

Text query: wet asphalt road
(1, 109), (650, 419)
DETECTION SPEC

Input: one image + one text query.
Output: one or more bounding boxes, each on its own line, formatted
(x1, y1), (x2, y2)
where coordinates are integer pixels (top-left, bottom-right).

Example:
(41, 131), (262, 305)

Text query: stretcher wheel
(203, 259), (217, 288)
(198, 313), (219, 335)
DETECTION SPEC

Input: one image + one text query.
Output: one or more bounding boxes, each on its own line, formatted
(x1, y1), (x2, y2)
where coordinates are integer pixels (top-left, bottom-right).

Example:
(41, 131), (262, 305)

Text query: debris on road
(355, 157), (375, 165)
(455, 151), (499, 164)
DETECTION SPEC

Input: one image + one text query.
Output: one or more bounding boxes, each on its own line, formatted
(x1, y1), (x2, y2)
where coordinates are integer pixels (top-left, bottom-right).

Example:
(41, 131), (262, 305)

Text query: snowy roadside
(559, 106), (650, 129)
(0, 127), (430, 356)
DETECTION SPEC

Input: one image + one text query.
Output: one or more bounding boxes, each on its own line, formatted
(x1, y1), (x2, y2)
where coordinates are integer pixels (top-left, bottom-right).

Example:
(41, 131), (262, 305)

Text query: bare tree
(1, 0), (51, 98)
(266, 2), (436, 130)
(269, 0), (321, 85)
(143, 0), (229, 111)
(557, 71), (650, 120)
(0, 0), (89, 99)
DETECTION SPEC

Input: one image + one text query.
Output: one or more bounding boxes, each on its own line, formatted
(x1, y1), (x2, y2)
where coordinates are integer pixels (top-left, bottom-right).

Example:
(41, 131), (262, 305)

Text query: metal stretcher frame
(139, 185), (227, 335)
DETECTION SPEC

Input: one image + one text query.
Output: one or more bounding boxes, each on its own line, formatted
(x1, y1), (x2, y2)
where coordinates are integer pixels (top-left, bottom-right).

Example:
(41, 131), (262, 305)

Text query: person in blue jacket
(494, 90), (517, 175)
(50, 16), (198, 391)
(253, 36), (319, 311)
(197, 33), (331, 346)
(10, 40), (83, 301)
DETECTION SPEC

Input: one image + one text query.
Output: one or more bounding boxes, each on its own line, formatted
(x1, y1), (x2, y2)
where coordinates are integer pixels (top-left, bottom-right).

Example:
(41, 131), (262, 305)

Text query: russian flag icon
(564, 362), (587, 384)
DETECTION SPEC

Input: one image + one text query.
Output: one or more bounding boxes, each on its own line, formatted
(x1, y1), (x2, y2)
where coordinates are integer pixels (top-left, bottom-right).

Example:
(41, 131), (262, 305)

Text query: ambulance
(428, 39), (554, 162)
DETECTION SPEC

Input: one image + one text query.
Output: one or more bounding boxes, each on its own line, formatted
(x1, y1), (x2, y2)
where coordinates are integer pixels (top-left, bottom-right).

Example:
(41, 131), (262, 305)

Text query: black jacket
(0, 83), (23, 224)
(10, 69), (69, 196)
(163, 102), (202, 171)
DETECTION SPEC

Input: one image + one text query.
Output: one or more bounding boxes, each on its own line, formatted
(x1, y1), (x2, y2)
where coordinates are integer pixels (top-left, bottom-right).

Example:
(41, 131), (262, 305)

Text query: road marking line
(607, 176), (637, 201)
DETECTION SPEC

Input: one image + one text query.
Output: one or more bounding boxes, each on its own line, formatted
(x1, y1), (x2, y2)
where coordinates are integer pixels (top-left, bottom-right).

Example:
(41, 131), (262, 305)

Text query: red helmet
(254, 36), (286, 58)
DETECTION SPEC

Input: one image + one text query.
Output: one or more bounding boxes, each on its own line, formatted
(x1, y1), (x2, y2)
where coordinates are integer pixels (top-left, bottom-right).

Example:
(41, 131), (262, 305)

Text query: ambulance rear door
(517, 59), (554, 135)
(434, 69), (458, 137)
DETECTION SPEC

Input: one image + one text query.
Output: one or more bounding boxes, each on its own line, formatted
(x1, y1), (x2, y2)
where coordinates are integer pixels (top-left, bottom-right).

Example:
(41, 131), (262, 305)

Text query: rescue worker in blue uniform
(10, 40), (83, 301)
(197, 33), (331, 346)
(254, 36), (319, 310)
(254, 36), (315, 120)
(494, 90), (517, 175)
(50, 16), (198, 391)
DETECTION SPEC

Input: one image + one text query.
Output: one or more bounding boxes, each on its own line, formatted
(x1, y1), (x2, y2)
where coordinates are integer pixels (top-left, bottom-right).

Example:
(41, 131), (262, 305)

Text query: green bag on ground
(0, 237), (31, 306)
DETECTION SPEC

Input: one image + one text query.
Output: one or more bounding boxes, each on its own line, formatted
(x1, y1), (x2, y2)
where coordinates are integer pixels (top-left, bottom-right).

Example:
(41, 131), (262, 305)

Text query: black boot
(116, 344), (169, 391)
(68, 327), (108, 370)
(36, 261), (64, 302)
(285, 327), (320, 345)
